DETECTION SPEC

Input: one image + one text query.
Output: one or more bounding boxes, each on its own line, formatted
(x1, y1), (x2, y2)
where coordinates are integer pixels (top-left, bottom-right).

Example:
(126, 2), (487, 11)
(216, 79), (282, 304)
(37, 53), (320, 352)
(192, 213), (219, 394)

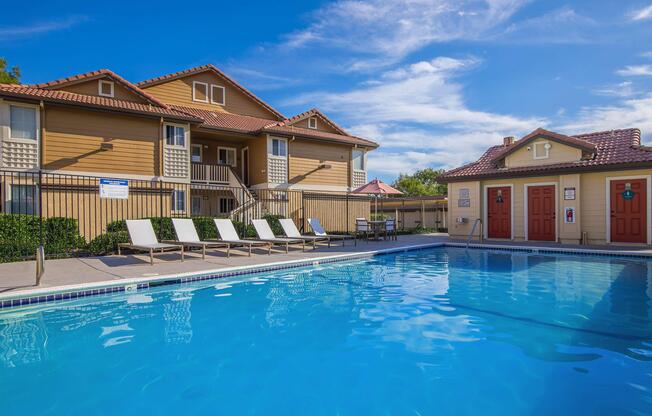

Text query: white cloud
(282, 0), (527, 70)
(0, 16), (87, 40)
(592, 81), (636, 97)
(499, 6), (597, 44)
(629, 4), (652, 21)
(616, 65), (652, 76)
(641, 51), (652, 59)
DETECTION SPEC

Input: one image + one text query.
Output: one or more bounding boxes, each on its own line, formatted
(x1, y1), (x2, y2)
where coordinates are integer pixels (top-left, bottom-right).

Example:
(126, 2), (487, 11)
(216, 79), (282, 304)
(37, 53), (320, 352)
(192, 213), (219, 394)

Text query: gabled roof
(0, 84), (201, 122)
(439, 128), (649, 182)
(279, 108), (349, 135)
(137, 64), (285, 120)
(491, 127), (596, 162)
(31, 69), (168, 108)
(171, 104), (379, 148)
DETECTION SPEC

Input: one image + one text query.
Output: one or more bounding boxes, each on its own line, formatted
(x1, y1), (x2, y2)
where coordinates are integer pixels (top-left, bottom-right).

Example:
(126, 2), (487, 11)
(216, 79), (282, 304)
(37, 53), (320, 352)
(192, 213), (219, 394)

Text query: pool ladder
(466, 218), (483, 248)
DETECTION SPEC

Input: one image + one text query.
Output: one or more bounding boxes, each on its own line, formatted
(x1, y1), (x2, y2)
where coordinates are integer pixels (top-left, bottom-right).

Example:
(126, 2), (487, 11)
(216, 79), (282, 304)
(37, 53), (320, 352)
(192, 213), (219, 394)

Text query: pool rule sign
(99, 178), (129, 199)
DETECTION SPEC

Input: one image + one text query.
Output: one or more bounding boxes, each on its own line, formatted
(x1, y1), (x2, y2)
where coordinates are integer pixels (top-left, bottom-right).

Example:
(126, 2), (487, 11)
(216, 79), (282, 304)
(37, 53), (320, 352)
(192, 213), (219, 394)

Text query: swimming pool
(1, 247), (651, 415)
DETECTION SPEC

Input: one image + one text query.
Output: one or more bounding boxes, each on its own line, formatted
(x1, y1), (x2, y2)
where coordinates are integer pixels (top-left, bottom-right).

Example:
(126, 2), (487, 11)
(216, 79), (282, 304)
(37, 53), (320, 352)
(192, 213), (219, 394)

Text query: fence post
(159, 179), (164, 240)
(301, 190), (305, 233)
(36, 170), (45, 285)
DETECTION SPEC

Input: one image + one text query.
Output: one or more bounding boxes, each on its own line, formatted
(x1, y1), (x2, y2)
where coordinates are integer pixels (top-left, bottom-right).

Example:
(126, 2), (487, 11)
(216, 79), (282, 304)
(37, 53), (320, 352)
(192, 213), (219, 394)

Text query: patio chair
(118, 219), (184, 265)
(213, 219), (272, 256)
(252, 219), (305, 253)
(307, 218), (356, 246)
(167, 218), (231, 260)
(385, 218), (397, 241)
(279, 218), (329, 249)
(356, 218), (372, 242)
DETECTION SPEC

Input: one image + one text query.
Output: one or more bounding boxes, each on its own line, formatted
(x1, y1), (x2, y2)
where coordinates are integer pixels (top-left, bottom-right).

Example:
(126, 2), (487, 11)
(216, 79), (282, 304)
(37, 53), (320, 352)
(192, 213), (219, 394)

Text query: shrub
(87, 231), (129, 256)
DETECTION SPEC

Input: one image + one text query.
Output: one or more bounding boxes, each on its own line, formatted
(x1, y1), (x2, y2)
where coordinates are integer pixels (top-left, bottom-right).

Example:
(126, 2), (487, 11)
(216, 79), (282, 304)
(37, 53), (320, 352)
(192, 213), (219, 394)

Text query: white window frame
(352, 149), (366, 172)
(532, 141), (550, 160)
(8, 102), (40, 142)
(605, 175), (652, 245)
(217, 146), (237, 167)
(164, 123), (187, 148)
(210, 84), (226, 106)
(269, 137), (288, 158)
(98, 80), (115, 98)
(308, 117), (317, 129)
(172, 190), (186, 213)
(6, 183), (39, 215)
(191, 195), (202, 216)
(524, 182), (558, 242)
(192, 81), (209, 103)
(191, 144), (203, 163)
(483, 184), (514, 240)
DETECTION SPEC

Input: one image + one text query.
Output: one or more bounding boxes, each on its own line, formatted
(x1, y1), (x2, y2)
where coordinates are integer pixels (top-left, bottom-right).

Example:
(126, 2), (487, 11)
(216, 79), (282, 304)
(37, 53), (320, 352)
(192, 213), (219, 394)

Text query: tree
(392, 168), (447, 196)
(0, 58), (21, 84)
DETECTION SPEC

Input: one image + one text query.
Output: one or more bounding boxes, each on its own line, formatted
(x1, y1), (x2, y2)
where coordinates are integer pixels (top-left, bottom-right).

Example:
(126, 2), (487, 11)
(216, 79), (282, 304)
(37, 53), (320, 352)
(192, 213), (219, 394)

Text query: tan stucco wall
(504, 139), (582, 168)
(447, 169), (652, 245)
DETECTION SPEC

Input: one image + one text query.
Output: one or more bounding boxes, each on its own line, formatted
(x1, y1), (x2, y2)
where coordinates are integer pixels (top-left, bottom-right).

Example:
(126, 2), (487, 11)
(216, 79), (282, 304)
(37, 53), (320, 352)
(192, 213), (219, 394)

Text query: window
(192, 81), (209, 103)
(219, 198), (235, 214)
(98, 80), (114, 97)
(172, 190), (186, 212)
(211, 85), (225, 105)
(191, 144), (202, 163)
(165, 125), (186, 147)
(533, 142), (550, 159)
(10, 105), (37, 140)
(191, 196), (202, 216)
(271, 138), (287, 157)
(218, 147), (237, 166)
(308, 117), (317, 129)
(11, 185), (37, 215)
(352, 149), (365, 171)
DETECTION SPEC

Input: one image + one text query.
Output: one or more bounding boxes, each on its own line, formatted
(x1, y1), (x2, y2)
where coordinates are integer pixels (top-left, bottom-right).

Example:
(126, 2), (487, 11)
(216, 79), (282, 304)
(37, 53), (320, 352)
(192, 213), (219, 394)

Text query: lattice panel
(164, 147), (189, 178)
(353, 171), (367, 189)
(268, 157), (287, 184)
(2, 140), (38, 169)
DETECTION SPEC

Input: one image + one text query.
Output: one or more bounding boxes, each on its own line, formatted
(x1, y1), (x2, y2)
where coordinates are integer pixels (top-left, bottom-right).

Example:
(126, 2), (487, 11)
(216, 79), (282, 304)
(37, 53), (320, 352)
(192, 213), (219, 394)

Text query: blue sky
(2, 0), (652, 182)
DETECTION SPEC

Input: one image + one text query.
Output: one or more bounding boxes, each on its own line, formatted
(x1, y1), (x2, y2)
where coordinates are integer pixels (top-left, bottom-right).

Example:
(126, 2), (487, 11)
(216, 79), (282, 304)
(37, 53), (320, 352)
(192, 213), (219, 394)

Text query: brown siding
(142, 72), (278, 119)
(57, 78), (149, 104)
(288, 140), (350, 187)
(43, 106), (160, 176)
(248, 135), (268, 185)
(291, 117), (342, 134)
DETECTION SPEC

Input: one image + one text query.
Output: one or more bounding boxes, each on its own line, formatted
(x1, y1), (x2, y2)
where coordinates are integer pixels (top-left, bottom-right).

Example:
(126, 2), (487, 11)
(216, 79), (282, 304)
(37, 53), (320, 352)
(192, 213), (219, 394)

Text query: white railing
(191, 163), (230, 184)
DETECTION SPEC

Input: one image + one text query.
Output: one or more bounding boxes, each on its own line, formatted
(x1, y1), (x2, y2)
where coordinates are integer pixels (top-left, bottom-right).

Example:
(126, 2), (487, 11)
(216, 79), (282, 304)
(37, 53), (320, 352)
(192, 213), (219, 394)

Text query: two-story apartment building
(0, 65), (377, 226)
(440, 128), (652, 246)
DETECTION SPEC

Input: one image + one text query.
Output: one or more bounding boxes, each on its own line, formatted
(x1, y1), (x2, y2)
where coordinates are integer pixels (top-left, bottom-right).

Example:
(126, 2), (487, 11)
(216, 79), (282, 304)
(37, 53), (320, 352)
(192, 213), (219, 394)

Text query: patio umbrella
(352, 178), (403, 217)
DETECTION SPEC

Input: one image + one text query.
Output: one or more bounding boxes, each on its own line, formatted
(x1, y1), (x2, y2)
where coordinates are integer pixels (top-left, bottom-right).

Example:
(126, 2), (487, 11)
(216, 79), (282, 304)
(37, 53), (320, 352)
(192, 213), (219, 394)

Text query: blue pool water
(1, 247), (652, 415)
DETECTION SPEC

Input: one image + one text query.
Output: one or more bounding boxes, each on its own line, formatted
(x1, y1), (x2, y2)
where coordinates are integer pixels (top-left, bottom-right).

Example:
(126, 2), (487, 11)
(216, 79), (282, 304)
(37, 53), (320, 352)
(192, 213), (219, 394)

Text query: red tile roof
(31, 69), (169, 108)
(137, 64), (285, 120)
(172, 105), (378, 148)
(0, 84), (201, 122)
(440, 128), (649, 182)
(279, 108), (349, 135)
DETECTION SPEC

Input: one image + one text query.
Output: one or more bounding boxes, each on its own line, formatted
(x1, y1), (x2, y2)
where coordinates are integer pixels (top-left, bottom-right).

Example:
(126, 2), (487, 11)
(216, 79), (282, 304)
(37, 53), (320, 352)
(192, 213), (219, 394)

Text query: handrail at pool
(466, 218), (483, 248)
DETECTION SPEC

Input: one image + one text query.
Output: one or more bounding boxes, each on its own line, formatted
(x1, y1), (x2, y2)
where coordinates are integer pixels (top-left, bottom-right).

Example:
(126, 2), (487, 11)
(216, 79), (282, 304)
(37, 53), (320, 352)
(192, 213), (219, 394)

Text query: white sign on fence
(99, 178), (129, 200)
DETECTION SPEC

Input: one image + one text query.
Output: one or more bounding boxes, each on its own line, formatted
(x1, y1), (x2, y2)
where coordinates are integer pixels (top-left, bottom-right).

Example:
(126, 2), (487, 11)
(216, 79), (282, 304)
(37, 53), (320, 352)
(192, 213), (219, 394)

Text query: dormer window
(98, 80), (114, 98)
(211, 85), (225, 105)
(533, 141), (550, 159)
(192, 81), (209, 103)
(308, 117), (317, 129)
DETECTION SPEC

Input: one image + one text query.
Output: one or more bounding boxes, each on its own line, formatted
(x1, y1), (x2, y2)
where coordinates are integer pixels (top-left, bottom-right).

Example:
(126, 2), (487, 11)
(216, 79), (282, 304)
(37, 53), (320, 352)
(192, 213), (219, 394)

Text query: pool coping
(2, 240), (652, 310)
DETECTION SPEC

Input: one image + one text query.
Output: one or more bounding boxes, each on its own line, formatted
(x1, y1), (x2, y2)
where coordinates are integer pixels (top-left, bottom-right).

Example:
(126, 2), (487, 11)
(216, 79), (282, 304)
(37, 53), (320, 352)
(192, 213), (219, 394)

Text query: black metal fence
(0, 170), (373, 261)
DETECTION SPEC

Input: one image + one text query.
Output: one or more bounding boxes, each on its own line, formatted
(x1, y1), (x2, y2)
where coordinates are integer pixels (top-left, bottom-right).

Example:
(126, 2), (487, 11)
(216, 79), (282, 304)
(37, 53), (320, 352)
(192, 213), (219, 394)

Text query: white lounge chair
(279, 218), (329, 249)
(252, 219), (306, 253)
(118, 219), (184, 265)
(307, 218), (355, 246)
(213, 219), (272, 256)
(168, 219), (231, 260)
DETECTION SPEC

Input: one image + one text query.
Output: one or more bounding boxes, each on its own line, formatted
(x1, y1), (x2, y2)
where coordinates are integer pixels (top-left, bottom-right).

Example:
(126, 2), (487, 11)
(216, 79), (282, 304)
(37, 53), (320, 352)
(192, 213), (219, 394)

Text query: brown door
(610, 179), (647, 243)
(487, 187), (511, 239)
(528, 185), (556, 241)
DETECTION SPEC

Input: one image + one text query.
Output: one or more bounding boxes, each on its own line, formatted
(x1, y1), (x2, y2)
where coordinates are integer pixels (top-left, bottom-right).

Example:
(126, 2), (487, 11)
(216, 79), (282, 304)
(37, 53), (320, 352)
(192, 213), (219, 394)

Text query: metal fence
(0, 169), (372, 261)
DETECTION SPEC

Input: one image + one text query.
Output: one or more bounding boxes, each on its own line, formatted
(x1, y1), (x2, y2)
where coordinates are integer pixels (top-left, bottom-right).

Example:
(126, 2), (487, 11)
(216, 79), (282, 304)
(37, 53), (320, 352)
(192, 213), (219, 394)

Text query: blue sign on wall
(622, 189), (635, 201)
(99, 178), (129, 199)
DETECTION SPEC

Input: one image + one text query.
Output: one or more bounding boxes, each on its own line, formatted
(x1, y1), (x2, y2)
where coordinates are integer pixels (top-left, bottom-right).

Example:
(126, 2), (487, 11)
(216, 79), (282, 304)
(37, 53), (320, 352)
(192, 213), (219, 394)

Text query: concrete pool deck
(2, 233), (652, 304)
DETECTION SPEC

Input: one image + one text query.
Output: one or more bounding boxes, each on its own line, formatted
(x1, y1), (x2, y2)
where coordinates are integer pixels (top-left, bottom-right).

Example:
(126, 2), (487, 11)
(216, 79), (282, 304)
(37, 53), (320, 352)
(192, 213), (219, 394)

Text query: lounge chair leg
(268, 244), (272, 255)
(202, 245), (206, 260)
(150, 248), (153, 265)
(249, 244), (252, 257)
(328, 239), (331, 248)
(227, 245), (231, 258)
(181, 246), (184, 262)
(118, 246), (121, 255)
(286, 243), (289, 254)
(313, 240), (316, 250)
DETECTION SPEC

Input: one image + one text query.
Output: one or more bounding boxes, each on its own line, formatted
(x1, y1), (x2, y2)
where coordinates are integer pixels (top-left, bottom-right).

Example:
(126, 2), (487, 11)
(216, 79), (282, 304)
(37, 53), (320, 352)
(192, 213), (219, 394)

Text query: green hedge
(0, 214), (86, 262)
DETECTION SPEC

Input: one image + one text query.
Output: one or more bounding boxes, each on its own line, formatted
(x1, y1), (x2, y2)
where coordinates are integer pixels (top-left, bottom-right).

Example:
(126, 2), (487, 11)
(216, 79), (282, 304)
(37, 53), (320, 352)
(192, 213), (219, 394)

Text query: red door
(610, 179), (647, 243)
(528, 185), (556, 241)
(487, 187), (511, 239)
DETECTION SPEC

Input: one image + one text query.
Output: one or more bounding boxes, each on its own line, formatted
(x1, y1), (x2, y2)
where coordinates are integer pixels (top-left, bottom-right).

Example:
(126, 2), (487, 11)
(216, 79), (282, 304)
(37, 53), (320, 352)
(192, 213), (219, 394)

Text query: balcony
(191, 163), (230, 184)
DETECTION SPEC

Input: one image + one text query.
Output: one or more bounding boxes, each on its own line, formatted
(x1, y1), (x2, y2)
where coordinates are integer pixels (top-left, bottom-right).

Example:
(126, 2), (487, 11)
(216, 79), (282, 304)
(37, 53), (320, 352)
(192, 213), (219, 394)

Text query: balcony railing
(191, 163), (230, 184)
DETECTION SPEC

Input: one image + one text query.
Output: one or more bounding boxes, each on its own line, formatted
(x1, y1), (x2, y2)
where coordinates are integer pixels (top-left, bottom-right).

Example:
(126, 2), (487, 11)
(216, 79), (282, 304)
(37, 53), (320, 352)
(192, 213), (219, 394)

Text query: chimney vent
(503, 136), (516, 147)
